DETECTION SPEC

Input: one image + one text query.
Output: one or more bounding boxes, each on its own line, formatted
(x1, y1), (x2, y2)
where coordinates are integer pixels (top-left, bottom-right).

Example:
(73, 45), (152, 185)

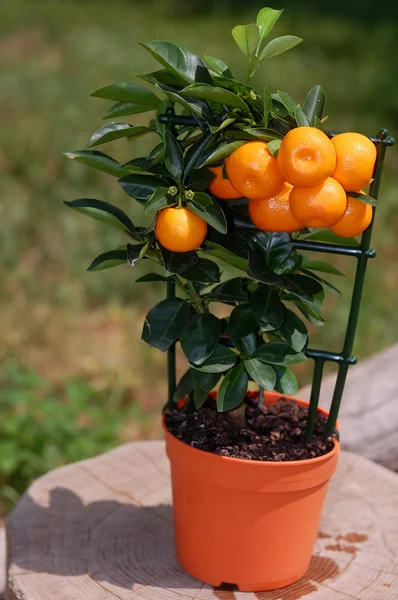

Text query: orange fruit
(225, 141), (284, 200)
(277, 126), (336, 187)
(208, 165), (241, 200)
(249, 182), (303, 232)
(290, 177), (347, 228)
(330, 192), (372, 238)
(155, 207), (207, 252)
(331, 132), (376, 191)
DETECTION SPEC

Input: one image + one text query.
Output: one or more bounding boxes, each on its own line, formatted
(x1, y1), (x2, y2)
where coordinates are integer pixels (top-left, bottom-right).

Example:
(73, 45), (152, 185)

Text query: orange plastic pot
(164, 391), (339, 592)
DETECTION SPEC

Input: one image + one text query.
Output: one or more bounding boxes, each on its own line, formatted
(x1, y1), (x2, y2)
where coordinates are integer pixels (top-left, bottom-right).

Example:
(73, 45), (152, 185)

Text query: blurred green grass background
(0, 0), (397, 510)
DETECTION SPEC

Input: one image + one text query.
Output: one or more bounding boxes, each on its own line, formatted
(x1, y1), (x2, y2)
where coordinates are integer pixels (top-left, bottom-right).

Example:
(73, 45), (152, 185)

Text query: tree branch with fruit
(64, 6), (377, 442)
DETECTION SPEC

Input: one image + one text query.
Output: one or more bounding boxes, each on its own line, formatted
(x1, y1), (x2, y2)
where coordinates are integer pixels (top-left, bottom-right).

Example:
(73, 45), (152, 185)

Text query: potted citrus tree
(64, 6), (391, 592)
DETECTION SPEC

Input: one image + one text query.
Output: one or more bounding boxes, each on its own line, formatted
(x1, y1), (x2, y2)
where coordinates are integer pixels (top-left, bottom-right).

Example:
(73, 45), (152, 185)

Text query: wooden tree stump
(6, 441), (398, 600)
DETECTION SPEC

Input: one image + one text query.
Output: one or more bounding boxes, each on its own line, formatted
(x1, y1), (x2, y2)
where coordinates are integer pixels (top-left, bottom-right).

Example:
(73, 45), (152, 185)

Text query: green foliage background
(0, 0), (397, 510)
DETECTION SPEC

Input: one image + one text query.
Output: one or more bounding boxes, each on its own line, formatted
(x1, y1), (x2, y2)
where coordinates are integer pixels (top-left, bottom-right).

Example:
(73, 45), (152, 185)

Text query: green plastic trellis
(162, 110), (394, 440)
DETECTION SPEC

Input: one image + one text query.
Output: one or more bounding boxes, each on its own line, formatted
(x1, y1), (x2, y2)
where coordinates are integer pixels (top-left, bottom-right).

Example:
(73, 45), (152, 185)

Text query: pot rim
(163, 392), (339, 468)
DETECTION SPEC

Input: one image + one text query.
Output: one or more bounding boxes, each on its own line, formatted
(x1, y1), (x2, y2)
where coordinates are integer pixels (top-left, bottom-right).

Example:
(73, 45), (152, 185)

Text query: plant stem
(174, 276), (189, 296)
(229, 402), (247, 428)
(186, 280), (206, 313)
(259, 385), (265, 404)
(304, 358), (324, 443)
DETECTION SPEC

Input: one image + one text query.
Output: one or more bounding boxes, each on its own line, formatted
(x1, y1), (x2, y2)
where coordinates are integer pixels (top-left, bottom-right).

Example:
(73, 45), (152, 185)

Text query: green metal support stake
(304, 359), (324, 443)
(325, 129), (392, 435)
(167, 280), (177, 407)
(165, 107), (177, 409)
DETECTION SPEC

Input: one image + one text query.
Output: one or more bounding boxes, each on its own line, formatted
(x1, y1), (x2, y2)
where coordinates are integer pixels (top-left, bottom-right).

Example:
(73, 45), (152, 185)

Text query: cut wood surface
(6, 440), (398, 600)
(299, 343), (398, 471)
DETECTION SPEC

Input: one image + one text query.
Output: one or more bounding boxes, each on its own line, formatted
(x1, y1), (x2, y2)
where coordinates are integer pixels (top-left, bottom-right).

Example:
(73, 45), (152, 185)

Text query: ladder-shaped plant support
(162, 110), (394, 441)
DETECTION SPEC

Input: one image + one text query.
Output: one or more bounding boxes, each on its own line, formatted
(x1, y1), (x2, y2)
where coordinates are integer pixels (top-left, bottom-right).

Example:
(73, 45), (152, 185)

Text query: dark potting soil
(165, 396), (335, 461)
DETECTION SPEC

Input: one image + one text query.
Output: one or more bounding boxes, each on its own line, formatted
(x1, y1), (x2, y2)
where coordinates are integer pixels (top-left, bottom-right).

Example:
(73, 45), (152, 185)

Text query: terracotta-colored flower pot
(164, 391), (339, 592)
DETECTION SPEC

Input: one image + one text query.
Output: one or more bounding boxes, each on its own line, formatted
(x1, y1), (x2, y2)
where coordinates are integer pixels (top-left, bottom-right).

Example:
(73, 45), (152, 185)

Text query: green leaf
(302, 229), (360, 247)
(254, 342), (306, 366)
(232, 333), (257, 356)
(349, 192), (378, 207)
(139, 41), (212, 85)
(303, 85), (326, 125)
(64, 150), (129, 178)
(191, 370), (221, 409)
(205, 244), (248, 273)
(142, 297), (191, 352)
(232, 24), (260, 56)
(247, 250), (285, 285)
(301, 269), (341, 297)
(244, 359), (276, 391)
(267, 139), (281, 157)
(180, 313), (221, 365)
(273, 366), (298, 395)
(185, 168), (216, 192)
(64, 199), (135, 232)
(118, 174), (170, 204)
(228, 304), (258, 339)
(284, 274), (325, 308)
(172, 369), (194, 404)
(191, 369), (220, 392)
(88, 123), (151, 147)
(260, 35), (303, 62)
(136, 273), (170, 283)
(294, 299), (325, 325)
(263, 87), (272, 128)
(207, 230), (249, 257)
(159, 88), (209, 119)
(138, 70), (179, 87)
(250, 285), (285, 331)
(274, 250), (302, 275)
(181, 84), (249, 112)
(256, 8), (283, 41)
(279, 309), (308, 352)
(187, 192), (227, 234)
(294, 105), (310, 127)
(160, 247), (199, 274)
(127, 242), (148, 267)
(91, 82), (161, 107)
(217, 362), (248, 412)
(314, 116), (324, 131)
(183, 132), (214, 176)
(190, 344), (237, 373)
(245, 231), (293, 269)
(274, 91), (297, 114)
(145, 142), (165, 168)
(164, 130), (184, 181)
(181, 259), (221, 284)
(103, 102), (156, 119)
(216, 117), (237, 132)
(300, 257), (345, 276)
(144, 187), (170, 214)
(243, 127), (283, 141)
(87, 249), (127, 272)
(204, 55), (233, 78)
(208, 278), (247, 303)
(199, 141), (246, 167)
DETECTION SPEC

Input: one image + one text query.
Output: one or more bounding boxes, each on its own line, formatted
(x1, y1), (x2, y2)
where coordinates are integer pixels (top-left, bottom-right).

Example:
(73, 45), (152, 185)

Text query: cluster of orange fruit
(211, 127), (376, 237)
(155, 127), (376, 253)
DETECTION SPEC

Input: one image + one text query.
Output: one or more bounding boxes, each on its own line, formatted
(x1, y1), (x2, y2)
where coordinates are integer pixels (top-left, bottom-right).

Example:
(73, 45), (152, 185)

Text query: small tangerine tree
(65, 6), (377, 441)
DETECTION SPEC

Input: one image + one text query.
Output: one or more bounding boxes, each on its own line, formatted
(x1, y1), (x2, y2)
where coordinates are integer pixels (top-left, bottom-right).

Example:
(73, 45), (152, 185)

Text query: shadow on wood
(6, 441), (398, 599)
